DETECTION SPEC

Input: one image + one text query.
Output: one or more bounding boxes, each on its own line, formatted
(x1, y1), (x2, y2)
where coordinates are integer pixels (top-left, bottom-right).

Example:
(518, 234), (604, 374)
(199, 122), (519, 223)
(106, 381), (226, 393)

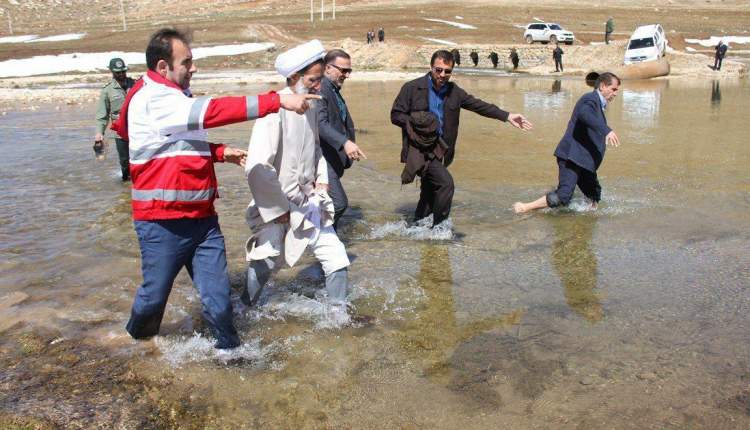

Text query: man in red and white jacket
(116, 28), (319, 349)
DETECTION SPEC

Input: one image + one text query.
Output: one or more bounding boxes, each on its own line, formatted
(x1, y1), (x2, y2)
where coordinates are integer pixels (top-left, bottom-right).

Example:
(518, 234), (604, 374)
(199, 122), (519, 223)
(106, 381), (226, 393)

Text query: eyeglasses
(432, 66), (453, 75)
(328, 64), (353, 74)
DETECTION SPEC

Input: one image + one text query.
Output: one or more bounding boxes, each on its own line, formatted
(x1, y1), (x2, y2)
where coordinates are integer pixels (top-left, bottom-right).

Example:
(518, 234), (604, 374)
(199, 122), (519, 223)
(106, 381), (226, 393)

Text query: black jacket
(390, 73), (509, 167)
(316, 77), (355, 177)
(554, 90), (611, 172)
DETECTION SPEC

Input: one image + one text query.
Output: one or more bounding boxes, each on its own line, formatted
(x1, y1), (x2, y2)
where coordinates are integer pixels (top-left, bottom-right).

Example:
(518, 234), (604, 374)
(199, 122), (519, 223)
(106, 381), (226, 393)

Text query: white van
(624, 24), (667, 64)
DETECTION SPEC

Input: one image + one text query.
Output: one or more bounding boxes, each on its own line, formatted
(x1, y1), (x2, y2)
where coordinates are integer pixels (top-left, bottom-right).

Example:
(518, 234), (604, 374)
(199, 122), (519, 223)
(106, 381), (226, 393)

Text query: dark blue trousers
(546, 157), (601, 207)
(126, 216), (240, 349)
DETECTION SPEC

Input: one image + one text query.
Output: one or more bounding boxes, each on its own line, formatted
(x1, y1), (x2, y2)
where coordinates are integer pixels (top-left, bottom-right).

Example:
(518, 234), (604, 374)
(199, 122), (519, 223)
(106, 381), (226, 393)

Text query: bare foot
(512, 202), (528, 214)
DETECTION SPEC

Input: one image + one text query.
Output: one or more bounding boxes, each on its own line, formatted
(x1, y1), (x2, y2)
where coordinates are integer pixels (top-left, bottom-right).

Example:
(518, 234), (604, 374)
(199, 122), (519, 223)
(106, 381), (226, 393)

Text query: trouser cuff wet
(546, 191), (563, 208)
(243, 258), (275, 307)
(125, 312), (162, 339)
(325, 268), (349, 303)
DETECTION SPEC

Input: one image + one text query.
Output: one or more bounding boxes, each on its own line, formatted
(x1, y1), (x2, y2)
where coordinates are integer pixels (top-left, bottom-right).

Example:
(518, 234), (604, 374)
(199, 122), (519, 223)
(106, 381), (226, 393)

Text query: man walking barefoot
(513, 73), (621, 214)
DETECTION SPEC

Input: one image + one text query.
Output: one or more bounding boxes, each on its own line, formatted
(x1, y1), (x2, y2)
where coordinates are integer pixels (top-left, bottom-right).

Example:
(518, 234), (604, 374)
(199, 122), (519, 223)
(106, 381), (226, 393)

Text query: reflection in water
(621, 88), (661, 145)
(621, 89), (660, 129)
(397, 244), (521, 376)
(523, 89), (568, 112)
(551, 79), (562, 93)
(711, 80), (722, 107)
(549, 215), (602, 323)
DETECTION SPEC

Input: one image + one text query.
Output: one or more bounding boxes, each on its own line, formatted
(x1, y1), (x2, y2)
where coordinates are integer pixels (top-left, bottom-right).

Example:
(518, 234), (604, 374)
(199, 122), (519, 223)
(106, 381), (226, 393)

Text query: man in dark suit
(553, 43), (564, 72)
(714, 40), (728, 71)
(317, 49), (366, 230)
(391, 50), (533, 227)
(513, 72), (621, 214)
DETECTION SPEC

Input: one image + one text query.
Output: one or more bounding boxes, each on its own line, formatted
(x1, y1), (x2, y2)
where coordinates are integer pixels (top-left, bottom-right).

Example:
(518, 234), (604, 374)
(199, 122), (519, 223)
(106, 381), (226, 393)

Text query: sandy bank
(0, 40), (744, 111)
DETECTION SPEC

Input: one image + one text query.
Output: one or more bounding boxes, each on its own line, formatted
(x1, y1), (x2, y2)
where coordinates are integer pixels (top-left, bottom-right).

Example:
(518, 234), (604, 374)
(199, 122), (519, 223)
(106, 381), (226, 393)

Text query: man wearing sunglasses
(391, 49), (533, 227)
(317, 49), (366, 230)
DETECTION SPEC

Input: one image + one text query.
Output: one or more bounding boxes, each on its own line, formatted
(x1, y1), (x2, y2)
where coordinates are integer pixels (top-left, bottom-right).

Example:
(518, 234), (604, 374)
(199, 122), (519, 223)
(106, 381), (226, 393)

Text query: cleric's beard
(293, 80), (308, 95)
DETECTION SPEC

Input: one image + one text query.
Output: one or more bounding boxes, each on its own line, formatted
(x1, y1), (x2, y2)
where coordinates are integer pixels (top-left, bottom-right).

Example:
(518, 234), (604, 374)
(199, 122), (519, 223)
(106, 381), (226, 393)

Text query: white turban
(275, 39), (326, 78)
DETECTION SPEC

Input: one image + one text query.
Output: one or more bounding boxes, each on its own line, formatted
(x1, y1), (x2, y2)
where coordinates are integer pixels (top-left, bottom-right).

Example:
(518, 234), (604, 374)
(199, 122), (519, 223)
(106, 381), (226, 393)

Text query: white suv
(624, 24), (667, 64)
(524, 23), (575, 45)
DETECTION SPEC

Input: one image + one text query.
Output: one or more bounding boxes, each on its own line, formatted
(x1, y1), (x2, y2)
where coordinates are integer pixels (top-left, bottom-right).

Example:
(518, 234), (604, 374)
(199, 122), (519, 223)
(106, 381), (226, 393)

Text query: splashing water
(258, 292), (352, 330)
(156, 333), (279, 367)
(369, 215), (454, 241)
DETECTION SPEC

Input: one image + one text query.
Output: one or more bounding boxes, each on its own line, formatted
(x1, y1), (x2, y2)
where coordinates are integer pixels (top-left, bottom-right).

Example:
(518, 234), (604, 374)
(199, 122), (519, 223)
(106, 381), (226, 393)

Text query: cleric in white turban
(243, 40), (351, 307)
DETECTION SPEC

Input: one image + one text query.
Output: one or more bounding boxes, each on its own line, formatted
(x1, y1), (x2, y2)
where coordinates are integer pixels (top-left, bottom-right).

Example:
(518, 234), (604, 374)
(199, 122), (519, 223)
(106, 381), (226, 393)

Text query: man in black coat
(317, 49), (366, 230)
(451, 48), (461, 66)
(553, 43), (564, 72)
(488, 51), (499, 68)
(469, 50), (479, 67)
(513, 72), (621, 214)
(714, 40), (728, 71)
(391, 50), (533, 227)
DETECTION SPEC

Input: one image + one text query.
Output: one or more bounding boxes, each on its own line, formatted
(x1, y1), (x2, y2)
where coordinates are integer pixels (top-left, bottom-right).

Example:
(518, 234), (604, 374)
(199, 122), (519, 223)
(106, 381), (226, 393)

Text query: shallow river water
(1, 74), (749, 429)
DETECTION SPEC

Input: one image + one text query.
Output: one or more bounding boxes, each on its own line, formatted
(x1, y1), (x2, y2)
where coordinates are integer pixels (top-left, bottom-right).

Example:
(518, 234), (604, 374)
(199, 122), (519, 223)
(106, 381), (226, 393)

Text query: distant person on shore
(115, 28), (318, 349)
(469, 50), (479, 67)
(605, 17), (614, 44)
(317, 48), (366, 230)
(95, 57), (135, 181)
(553, 43), (564, 72)
(244, 40), (351, 307)
(451, 48), (461, 66)
(366, 30), (372, 44)
(509, 48), (519, 70)
(714, 40), (728, 71)
(488, 51), (499, 68)
(378, 27), (385, 42)
(513, 72), (621, 214)
(391, 50), (533, 227)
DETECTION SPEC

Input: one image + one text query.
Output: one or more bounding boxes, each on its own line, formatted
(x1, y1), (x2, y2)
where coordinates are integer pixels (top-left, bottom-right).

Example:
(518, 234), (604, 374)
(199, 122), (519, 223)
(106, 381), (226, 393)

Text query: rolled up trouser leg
(311, 226), (351, 301)
(242, 258), (275, 307)
(547, 158), (580, 207)
(325, 268), (349, 302)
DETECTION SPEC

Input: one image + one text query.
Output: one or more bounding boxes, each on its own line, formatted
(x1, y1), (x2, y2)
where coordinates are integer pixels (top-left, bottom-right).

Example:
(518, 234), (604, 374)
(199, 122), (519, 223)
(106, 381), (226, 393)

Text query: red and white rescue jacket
(114, 70), (279, 221)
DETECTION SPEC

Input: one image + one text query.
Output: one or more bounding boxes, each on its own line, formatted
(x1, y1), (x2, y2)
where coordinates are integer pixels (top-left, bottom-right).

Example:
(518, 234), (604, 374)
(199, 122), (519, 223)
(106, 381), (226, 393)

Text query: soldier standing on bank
(553, 43), (564, 72)
(451, 48), (461, 66)
(605, 17), (614, 45)
(469, 50), (479, 67)
(509, 48), (520, 70)
(95, 57), (135, 181)
(488, 51), (499, 68)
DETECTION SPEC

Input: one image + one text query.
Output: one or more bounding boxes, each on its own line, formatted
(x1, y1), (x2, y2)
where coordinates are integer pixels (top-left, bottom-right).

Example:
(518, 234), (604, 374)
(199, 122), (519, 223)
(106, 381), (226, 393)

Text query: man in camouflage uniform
(95, 57), (135, 181)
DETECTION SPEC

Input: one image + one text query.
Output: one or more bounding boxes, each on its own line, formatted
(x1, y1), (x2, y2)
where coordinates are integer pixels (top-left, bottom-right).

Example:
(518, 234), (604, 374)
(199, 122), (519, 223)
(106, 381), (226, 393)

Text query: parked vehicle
(523, 23), (575, 45)
(624, 24), (667, 64)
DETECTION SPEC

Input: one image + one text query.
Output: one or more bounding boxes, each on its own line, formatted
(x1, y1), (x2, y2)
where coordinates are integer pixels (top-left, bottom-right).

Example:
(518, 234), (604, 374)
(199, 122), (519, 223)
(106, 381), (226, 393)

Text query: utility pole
(310, 0), (313, 23)
(119, 0), (127, 31)
(333, 0), (336, 20)
(320, 0), (324, 21)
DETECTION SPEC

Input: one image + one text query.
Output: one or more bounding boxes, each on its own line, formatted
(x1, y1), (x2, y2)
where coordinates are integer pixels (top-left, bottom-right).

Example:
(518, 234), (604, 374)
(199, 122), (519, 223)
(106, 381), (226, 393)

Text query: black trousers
(327, 164), (348, 230)
(605, 31), (612, 44)
(555, 59), (563, 72)
(546, 158), (601, 207)
(115, 137), (130, 181)
(714, 56), (724, 70)
(415, 159), (454, 226)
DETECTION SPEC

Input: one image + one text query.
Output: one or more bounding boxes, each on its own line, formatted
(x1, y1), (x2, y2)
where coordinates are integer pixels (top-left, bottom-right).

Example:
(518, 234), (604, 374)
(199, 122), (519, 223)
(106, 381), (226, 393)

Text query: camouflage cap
(108, 57), (127, 72)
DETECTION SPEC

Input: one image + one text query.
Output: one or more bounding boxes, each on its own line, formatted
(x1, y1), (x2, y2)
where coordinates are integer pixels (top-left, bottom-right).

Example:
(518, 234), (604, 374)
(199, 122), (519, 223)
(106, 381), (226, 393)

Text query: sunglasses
(329, 64), (353, 74)
(432, 66), (453, 75)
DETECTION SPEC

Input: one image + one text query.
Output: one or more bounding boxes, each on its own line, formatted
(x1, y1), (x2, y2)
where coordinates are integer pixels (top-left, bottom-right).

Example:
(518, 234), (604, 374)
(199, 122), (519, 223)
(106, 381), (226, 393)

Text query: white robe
(244, 87), (346, 272)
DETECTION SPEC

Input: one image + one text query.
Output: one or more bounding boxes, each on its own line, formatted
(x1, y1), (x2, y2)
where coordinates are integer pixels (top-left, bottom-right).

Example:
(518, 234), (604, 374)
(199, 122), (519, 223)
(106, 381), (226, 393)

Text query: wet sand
(1, 74), (749, 428)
